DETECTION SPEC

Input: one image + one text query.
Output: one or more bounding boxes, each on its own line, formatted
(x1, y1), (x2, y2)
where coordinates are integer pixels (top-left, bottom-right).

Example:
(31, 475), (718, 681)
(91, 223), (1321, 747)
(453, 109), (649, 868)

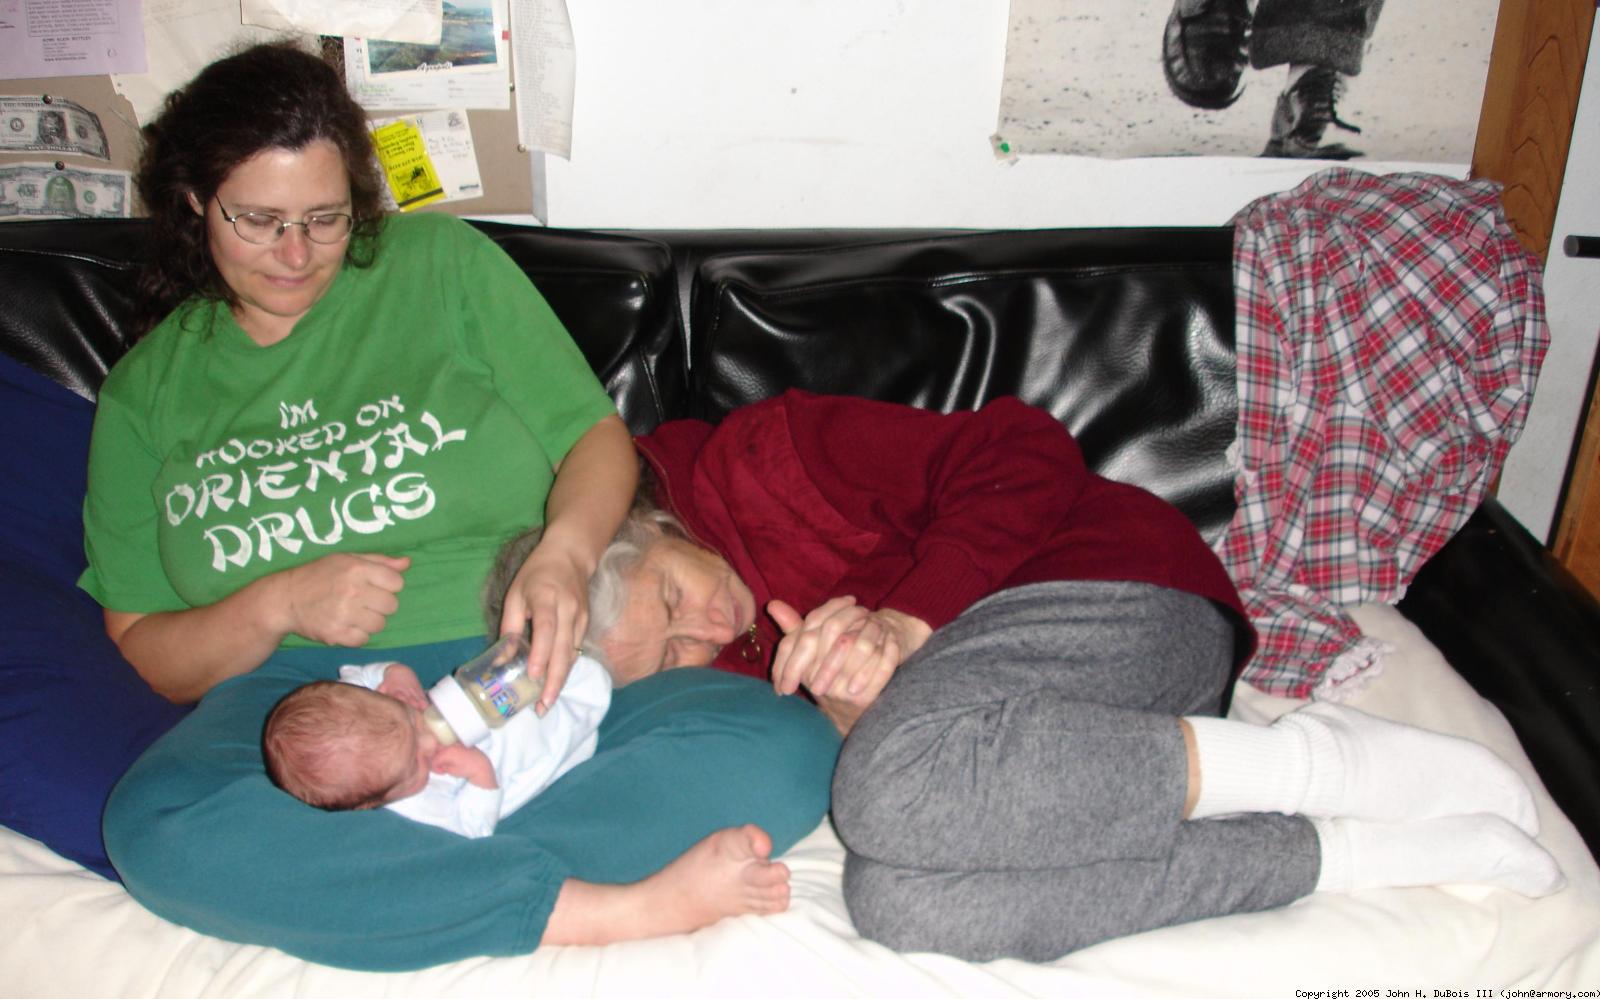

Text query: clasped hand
(769, 596), (931, 736)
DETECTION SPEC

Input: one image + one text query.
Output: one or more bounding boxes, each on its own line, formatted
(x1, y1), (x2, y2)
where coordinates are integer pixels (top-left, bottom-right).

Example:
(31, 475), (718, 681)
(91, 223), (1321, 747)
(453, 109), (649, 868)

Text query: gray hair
(482, 503), (690, 671)
(582, 507), (690, 662)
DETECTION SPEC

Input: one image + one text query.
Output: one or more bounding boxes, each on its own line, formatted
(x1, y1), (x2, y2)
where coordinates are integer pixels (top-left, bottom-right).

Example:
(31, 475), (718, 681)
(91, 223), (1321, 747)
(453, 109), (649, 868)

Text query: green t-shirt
(79, 213), (616, 648)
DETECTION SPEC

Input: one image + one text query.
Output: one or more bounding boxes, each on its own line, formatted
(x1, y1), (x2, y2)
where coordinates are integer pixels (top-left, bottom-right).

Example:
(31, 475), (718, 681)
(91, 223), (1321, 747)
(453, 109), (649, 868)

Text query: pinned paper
(241, 0), (443, 47)
(344, 0), (511, 112)
(369, 109), (484, 207)
(0, 0), (149, 78)
(508, 0), (574, 158)
(111, 0), (305, 127)
(372, 120), (446, 210)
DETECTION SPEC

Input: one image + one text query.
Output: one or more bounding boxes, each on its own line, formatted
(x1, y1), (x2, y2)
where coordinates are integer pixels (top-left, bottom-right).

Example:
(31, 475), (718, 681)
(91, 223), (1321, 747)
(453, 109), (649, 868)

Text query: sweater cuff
(877, 544), (997, 631)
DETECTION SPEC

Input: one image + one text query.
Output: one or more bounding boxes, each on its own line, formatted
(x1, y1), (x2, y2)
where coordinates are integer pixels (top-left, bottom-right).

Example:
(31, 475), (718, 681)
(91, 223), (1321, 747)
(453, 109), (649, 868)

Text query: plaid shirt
(1219, 168), (1548, 699)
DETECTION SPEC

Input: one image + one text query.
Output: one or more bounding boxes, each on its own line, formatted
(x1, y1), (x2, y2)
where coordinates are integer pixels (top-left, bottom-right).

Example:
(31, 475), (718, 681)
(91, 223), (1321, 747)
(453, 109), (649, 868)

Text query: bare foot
(645, 824), (791, 931)
(542, 825), (791, 946)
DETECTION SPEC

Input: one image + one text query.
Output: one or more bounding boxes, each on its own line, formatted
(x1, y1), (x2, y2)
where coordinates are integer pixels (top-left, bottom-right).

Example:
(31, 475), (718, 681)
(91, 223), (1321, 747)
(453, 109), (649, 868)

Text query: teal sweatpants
(103, 638), (840, 971)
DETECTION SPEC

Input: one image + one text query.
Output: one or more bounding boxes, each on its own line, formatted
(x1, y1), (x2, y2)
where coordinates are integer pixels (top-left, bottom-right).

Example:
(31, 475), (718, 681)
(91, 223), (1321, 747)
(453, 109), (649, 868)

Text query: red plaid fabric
(1220, 168), (1548, 699)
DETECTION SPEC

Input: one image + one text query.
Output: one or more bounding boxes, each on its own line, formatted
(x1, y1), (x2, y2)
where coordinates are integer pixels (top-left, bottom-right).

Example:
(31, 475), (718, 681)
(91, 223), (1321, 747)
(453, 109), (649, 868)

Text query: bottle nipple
(421, 705), (459, 747)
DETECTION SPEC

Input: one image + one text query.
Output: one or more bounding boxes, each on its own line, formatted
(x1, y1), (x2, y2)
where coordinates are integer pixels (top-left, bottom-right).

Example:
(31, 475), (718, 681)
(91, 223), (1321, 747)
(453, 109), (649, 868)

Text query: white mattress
(4, 604), (1598, 998)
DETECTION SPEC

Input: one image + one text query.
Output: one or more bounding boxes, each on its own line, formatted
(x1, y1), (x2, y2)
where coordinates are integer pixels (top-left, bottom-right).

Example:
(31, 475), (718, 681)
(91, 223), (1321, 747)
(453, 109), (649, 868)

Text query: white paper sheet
(344, 0), (510, 112)
(507, 0), (572, 158)
(241, 0), (441, 47)
(0, 0), (148, 77)
(110, 0), (307, 126)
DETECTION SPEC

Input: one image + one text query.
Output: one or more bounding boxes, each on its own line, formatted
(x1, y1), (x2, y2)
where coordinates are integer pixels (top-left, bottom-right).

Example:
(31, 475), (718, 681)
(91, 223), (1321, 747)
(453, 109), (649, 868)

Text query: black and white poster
(995, 0), (1497, 162)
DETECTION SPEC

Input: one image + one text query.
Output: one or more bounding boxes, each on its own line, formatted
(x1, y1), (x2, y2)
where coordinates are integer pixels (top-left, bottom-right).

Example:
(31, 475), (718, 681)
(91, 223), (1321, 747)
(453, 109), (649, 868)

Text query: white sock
(1184, 714), (1311, 819)
(1186, 704), (1539, 834)
(1311, 815), (1565, 897)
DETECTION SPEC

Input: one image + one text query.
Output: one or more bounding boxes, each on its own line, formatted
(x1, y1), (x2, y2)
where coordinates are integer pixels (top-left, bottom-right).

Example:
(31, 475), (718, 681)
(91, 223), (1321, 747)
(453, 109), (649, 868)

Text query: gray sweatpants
(832, 580), (1320, 962)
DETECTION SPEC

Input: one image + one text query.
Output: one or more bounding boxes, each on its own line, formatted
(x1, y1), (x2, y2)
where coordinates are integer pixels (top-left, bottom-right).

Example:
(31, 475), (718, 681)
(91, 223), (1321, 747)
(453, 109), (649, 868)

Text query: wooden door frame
(1472, 0), (1597, 591)
(1474, 0), (1594, 260)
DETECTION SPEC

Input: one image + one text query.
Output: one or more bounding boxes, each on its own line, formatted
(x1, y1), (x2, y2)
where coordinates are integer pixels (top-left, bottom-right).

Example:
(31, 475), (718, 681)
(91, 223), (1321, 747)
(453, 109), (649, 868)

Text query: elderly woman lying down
(560, 388), (1564, 963)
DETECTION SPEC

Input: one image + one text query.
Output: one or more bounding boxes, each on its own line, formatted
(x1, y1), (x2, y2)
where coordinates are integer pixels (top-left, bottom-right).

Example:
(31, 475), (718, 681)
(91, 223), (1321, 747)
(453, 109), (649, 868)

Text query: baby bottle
(421, 633), (546, 748)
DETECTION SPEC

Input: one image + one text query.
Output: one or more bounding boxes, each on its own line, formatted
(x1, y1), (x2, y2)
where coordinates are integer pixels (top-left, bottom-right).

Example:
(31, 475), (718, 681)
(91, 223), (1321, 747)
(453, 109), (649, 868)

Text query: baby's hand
(375, 662), (430, 712)
(432, 744), (497, 790)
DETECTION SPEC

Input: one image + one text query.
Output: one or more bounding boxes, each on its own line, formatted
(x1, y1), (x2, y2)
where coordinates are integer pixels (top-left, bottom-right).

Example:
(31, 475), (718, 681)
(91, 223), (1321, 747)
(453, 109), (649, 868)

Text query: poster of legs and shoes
(996, 0), (1497, 161)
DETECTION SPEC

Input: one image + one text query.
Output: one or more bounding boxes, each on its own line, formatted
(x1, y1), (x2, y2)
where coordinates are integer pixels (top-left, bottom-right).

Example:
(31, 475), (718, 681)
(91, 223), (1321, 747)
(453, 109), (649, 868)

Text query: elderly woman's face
(598, 537), (757, 685)
(200, 139), (352, 347)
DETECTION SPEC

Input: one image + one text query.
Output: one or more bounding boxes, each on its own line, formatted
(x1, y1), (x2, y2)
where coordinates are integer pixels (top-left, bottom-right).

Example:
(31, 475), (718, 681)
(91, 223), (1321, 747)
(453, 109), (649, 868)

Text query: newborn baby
(263, 656), (611, 837)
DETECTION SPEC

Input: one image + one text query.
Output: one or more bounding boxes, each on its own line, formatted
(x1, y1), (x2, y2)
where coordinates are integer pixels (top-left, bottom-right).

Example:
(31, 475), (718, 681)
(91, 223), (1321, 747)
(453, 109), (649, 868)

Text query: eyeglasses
(214, 194), (353, 245)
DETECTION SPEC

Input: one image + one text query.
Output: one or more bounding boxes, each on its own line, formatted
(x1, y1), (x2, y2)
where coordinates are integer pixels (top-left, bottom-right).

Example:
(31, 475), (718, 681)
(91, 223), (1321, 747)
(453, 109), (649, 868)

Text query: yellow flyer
(372, 120), (446, 211)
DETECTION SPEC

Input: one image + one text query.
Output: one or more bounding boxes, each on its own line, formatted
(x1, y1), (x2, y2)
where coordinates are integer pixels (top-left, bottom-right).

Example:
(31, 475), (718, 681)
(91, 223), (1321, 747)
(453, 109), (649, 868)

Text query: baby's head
(262, 682), (432, 810)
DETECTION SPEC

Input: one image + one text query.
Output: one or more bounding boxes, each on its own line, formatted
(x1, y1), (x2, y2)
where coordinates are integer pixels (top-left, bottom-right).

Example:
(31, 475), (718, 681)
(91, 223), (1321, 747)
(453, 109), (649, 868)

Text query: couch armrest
(1397, 498), (1600, 861)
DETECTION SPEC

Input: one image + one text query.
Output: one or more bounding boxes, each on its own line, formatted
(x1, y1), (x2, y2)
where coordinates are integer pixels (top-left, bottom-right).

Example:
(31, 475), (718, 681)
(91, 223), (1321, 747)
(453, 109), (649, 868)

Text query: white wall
(539, 1), (1588, 543)
(543, 1), (1464, 228)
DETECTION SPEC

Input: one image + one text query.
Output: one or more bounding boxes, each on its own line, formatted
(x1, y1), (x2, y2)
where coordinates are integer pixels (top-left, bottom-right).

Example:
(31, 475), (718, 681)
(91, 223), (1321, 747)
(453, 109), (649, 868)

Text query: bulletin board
(321, 36), (535, 218)
(1, 38), (538, 220)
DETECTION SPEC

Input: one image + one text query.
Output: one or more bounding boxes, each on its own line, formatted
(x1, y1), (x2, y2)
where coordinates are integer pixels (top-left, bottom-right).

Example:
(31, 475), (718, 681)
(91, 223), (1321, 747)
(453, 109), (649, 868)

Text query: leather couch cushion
(0, 219), (143, 400)
(688, 228), (1241, 540)
(471, 223), (684, 434)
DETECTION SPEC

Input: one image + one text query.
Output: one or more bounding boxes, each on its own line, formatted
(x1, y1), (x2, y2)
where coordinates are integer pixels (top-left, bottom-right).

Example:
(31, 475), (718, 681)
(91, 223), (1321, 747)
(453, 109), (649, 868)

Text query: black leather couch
(2, 216), (1597, 866)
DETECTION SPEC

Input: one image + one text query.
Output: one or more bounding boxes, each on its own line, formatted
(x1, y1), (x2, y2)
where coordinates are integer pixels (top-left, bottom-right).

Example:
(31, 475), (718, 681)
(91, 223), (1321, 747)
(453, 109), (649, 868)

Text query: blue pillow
(0, 353), (189, 879)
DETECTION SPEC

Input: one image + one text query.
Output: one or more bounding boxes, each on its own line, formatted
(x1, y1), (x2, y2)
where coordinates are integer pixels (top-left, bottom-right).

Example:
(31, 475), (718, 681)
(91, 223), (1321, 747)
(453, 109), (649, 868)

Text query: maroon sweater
(635, 390), (1254, 680)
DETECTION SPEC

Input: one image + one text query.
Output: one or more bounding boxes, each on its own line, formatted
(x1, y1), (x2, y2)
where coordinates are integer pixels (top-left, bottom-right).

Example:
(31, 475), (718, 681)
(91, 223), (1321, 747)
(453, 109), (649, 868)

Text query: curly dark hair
(132, 41), (386, 336)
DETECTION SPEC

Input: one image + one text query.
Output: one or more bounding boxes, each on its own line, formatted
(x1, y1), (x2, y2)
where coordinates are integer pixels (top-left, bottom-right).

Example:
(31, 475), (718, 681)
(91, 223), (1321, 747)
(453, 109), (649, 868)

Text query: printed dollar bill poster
(994, 0), (1496, 162)
(0, 97), (110, 159)
(0, 162), (130, 219)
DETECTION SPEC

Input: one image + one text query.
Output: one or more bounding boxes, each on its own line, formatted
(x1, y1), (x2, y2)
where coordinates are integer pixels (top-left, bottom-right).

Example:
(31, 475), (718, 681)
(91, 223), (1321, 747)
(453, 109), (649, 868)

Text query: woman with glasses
(85, 42), (838, 969)
(94, 42), (626, 705)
